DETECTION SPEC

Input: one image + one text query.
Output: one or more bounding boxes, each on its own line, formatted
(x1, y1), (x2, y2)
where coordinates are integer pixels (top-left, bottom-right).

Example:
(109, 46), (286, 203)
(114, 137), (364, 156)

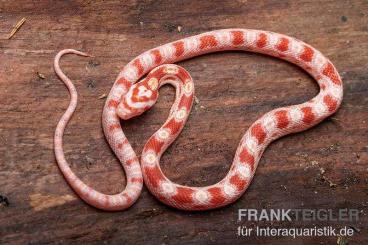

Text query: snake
(54, 29), (343, 211)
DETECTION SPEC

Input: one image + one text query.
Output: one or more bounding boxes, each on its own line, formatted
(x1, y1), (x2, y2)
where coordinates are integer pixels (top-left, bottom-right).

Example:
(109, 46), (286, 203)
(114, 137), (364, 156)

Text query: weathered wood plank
(0, 0), (367, 244)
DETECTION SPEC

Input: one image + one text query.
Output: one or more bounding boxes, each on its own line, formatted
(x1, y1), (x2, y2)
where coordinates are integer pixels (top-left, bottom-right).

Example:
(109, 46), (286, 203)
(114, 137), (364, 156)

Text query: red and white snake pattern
(54, 29), (343, 211)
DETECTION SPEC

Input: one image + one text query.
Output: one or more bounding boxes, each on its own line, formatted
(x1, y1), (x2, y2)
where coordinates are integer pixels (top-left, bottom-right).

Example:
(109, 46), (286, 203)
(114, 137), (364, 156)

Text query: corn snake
(54, 29), (343, 211)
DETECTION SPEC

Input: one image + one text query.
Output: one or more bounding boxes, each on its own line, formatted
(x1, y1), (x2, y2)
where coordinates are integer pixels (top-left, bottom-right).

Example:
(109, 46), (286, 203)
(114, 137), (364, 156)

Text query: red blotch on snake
(231, 31), (244, 45)
(256, 33), (267, 48)
(300, 45), (314, 62)
(144, 165), (165, 188)
(323, 62), (342, 86)
(108, 100), (119, 108)
(301, 107), (315, 124)
(275, 110), (290, 129)
(145, 137), (165, 153)
(230, 174), (248, 191)
(173, 41), (185, 57)
(323, 95), (338, 112)
(151, 49), (162, 64)
(239, 148), (255, 170)
(199, 35), (218, 49)
(133, 59), (144, 76)
(276, 37), (289, 52)
(164, 118), (182, 135)
(251, 123), (267, 145)
(172, 187), (195, 204)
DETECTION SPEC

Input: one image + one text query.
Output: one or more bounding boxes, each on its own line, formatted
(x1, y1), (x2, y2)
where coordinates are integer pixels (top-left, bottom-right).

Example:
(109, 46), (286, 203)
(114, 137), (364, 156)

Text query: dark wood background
(0, 0), (367, 244)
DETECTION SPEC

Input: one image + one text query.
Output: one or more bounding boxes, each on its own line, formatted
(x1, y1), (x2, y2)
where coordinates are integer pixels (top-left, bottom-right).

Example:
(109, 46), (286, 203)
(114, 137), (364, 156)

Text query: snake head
(117, 77), (159, 120)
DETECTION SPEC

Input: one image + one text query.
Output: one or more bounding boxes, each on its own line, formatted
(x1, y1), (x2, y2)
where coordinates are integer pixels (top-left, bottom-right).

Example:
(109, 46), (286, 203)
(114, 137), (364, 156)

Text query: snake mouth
(116, 103), (134, 120)
(116, 101), (147, 120)
(117, 111), (132, 120)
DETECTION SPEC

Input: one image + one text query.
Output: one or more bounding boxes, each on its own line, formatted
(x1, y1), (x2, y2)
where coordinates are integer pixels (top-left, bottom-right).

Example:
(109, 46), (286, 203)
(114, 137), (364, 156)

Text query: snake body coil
(54, 29), (343, 211)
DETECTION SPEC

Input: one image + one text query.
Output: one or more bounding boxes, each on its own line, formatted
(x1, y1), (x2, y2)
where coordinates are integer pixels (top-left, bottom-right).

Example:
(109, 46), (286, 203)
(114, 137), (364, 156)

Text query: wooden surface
(0, 0), (367, 244)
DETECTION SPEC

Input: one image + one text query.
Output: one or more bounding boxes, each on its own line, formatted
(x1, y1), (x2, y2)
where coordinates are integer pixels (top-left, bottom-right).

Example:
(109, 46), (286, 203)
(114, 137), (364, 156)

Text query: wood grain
(0, 0), (367, 244)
